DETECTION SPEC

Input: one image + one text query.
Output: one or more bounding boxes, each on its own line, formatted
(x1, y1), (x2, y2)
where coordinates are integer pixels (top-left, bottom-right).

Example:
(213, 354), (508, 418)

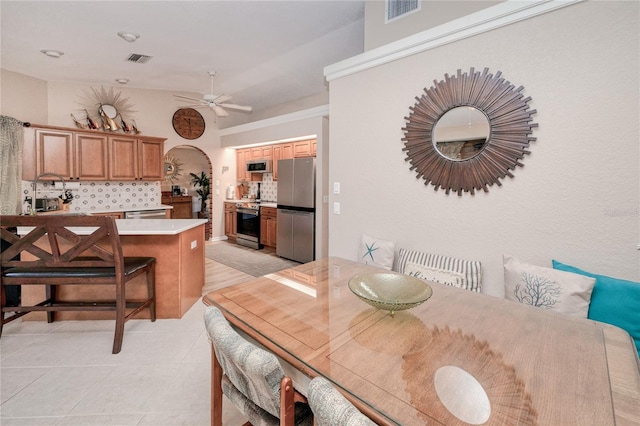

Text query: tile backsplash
(22, 180), (162, 213)
(246, 174), (277, 201)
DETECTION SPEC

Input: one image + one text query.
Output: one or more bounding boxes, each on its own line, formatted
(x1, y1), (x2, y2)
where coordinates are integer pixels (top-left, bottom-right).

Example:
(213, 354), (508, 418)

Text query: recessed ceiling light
(115, 78), (130, 84)
(40, 50), (64, 58)
(117, 32), (140, 43)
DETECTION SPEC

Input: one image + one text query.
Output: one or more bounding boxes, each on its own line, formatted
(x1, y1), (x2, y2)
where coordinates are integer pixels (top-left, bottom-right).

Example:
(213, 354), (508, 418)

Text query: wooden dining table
(203, 257), (640, 425)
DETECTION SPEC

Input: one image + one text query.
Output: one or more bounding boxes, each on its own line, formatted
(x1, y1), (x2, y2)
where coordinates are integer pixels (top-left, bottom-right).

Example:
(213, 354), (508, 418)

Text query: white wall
(364, 0), (500, 50)
(328, 1), (639, 297)
(0, 69), (48, 124)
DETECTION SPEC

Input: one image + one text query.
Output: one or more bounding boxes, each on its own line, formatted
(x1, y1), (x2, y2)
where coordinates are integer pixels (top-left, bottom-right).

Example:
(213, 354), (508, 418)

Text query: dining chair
(204, 306), (312, 426)
(307, 377), (375, 426)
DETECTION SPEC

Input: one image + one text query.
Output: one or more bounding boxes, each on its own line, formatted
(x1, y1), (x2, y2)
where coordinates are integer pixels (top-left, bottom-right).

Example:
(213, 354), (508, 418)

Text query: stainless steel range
(236, 201), (261, 249)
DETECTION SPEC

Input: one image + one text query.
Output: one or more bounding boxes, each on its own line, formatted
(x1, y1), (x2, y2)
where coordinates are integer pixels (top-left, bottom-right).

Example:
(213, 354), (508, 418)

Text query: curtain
(0, 116), (24, 215)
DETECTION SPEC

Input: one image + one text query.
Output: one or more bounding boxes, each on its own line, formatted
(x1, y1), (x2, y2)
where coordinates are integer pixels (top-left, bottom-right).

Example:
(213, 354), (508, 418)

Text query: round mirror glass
(433, 106), (490, 161)
(100, 104), (118, 118)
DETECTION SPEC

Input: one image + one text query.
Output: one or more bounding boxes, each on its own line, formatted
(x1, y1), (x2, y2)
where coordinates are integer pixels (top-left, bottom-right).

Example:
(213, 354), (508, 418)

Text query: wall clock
(172, 108), (205, 140)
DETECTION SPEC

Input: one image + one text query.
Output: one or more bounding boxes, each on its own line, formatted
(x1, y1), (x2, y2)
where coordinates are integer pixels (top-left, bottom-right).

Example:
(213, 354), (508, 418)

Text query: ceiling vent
(386, 0), (420, 23)
(125, 53), (152, 64)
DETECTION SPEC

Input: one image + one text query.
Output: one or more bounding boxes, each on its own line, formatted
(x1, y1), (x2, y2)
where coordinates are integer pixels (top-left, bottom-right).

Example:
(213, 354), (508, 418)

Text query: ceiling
(1, 1), (365, 114)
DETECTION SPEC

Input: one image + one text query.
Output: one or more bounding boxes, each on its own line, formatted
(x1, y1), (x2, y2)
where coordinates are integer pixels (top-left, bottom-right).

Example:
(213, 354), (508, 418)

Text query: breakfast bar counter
(20, 219), (207, 320)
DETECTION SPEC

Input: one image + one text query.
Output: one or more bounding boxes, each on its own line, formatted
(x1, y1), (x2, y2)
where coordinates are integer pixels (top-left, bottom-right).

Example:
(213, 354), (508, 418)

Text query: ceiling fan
(174, 71), (252, 117)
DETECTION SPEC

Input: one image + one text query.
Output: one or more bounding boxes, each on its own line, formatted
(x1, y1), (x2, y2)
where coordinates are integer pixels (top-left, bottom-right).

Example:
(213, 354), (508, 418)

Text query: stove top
(237, 201), (260, 210)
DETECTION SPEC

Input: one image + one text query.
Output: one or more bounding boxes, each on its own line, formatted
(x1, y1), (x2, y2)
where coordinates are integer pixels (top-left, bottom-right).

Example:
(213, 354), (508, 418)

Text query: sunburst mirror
(402, 68), (538, 195)
(164, 154), (183, 182)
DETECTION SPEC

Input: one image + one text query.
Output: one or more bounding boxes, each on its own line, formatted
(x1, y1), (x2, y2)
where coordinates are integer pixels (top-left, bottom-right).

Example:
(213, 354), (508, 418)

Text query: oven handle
(237, 208), (259, 216)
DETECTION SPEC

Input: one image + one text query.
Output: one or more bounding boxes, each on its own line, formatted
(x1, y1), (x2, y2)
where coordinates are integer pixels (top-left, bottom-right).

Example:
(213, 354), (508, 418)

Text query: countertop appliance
(236, 201), (261, 249)
(276, 157), (315, 263)
(124, 209), (168, 219)
(246, 159), (272, 173)
(35, 197), (59, 212)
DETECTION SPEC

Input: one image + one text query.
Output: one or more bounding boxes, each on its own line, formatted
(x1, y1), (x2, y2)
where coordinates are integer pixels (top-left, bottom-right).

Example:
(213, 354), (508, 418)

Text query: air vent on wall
(125, 53), (152, 64)
(386, 0), (420, 23)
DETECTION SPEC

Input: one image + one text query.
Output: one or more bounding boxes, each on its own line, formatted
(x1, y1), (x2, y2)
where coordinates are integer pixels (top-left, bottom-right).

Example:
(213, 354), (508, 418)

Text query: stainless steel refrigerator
(276, 157), (315, 263)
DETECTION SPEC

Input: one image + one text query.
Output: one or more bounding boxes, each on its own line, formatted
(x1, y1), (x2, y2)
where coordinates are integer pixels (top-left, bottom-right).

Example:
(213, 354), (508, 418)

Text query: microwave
(246, 159), (272, 173)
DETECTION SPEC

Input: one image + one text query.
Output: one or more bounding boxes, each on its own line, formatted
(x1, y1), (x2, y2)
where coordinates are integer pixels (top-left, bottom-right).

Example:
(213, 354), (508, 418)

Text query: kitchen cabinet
(235, 139), (316, 182)
(251, 146), (273, 160)
(162, 195), (193, 219)
(293, 139), (316, 158)
(22, 125), (165, 182)
(23, 128), (109, 180)
(272, 143), (293, 181)
(89, 211), (125, 219)
(236, 148), (250, 181)
(237, 148), (265, 182)
(260, 206), (277, 249)
(109, 136), (164, 181)
(224, 202), (237, 239)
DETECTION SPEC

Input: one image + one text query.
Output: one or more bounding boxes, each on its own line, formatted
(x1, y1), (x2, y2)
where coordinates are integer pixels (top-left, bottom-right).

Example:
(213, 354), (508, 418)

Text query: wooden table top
(203, 257), (640, 425)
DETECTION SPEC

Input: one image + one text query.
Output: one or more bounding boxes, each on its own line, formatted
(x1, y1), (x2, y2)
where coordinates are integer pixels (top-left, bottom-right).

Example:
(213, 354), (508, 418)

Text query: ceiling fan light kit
(173, 71), (252, 118)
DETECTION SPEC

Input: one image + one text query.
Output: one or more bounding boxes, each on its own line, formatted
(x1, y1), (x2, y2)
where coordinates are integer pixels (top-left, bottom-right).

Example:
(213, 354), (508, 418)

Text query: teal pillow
(552, 260), (640, 356)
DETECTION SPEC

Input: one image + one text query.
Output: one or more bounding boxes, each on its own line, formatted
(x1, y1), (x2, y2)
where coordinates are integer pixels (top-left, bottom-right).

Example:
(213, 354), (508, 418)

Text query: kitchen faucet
(31, 172), (66, 215)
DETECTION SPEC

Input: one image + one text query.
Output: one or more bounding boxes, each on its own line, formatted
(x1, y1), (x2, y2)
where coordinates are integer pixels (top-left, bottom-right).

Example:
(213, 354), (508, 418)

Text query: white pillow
(503, 255), (596, 318)
(396, 248), (482, 292)
(357, 234), (395, 270)
(404, 261), (467, 287)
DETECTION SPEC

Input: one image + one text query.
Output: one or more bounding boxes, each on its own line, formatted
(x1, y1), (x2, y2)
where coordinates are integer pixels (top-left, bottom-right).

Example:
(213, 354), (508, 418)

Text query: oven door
(236, 208), (261, 249)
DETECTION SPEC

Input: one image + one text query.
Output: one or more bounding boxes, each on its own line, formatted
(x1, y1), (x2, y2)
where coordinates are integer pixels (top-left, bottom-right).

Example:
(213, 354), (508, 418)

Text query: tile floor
(1, 253), (250, 425)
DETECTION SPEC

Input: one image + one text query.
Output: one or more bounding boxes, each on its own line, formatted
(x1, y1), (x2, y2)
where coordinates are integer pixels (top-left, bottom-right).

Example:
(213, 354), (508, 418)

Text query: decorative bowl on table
(348, 272), (433, 315)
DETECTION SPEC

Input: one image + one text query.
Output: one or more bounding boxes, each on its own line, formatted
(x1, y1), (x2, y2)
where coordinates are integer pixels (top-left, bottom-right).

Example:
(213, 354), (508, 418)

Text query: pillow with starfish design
(357, 233), (395, 270)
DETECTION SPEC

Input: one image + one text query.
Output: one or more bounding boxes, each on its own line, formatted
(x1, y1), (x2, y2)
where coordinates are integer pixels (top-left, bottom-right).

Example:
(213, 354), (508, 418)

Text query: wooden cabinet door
(109, 136), (138, 180)
(272, 143), (293, 181)
(35, 129), (74, 179)
(75, 133), (108, 180)
(236, 149), (250, 181)
(260, 207), (277, 248)
(224, 203), (237, 238)
(138, 138), (164, 180)
(251, 146), (273, 159)
(293, 140), (312, 158)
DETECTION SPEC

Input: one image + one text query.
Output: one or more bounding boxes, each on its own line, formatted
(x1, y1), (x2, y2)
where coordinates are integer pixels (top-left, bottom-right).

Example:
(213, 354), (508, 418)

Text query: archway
(162, 145), (213, 240)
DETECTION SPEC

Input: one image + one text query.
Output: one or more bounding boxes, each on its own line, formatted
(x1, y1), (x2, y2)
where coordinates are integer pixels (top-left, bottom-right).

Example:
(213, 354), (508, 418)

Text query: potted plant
(190, 171), (211, 218)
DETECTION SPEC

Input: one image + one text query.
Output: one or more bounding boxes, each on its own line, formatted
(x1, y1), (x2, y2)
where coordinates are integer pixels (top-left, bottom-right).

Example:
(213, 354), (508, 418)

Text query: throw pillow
(405, 261), (466, 288)
(396, 248), (482, 292)
(357, 234), (395, 270)
(552, 260), (640, 356)
(503, 255), (595, 318)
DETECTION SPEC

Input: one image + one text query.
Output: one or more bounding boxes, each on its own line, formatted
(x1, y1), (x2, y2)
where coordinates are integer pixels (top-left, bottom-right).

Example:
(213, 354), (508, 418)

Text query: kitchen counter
(224, 199), (277, 208)
(20, 218), (206, 320)
(17, 218), (206, 236)
(37, 204), (174, 215)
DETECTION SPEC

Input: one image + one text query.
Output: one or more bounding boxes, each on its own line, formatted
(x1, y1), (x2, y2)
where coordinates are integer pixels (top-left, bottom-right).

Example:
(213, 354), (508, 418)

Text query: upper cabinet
(238, 139), (316, 182)
(23, 125), (164, 182)
(109, 136), (164, 181)
(23, 128), (109, 180)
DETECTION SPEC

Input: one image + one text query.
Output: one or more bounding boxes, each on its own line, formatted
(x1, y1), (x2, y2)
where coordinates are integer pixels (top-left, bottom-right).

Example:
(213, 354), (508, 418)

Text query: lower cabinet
(260, 207), (277, 249)
(162, 196), (192, 219)
(224, 202), (237, 239)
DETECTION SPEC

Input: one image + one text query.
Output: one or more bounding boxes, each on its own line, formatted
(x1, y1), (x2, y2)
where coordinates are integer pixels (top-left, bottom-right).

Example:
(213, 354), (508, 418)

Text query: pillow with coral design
(357, 234), (395, 270)
(503, 255), (595, 318)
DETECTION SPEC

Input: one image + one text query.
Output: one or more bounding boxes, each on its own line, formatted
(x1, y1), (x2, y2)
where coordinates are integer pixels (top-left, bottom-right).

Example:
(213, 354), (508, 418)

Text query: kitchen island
(19, 219), (207, 320)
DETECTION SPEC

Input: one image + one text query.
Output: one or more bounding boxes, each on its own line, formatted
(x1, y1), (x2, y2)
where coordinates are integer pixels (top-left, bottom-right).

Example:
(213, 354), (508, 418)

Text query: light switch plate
(333, 182), (340, 194)
(333, 202), (340, 214)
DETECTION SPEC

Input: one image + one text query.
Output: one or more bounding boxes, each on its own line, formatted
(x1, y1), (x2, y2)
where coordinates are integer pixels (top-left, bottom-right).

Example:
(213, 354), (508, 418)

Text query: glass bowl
(348, 272), (433, 315)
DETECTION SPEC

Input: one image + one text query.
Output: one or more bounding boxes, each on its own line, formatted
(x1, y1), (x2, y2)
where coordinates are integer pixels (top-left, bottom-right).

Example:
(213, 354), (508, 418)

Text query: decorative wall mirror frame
(402, 68), (538, 195)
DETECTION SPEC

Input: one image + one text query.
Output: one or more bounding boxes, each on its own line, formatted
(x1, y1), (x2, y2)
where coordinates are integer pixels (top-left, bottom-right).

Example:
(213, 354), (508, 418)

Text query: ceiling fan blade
(219, 103), (252, 112)
(174, 94), (205, 103)
(213, 95), (233, 104)
(212, 105), (229, 117)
